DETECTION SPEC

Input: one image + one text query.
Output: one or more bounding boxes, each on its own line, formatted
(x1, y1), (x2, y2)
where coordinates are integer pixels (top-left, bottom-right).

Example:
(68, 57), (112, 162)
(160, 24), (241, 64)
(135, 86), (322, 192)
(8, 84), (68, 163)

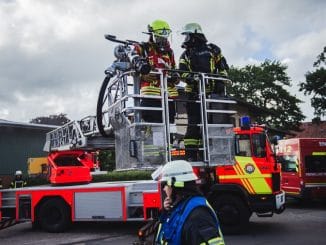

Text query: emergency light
(240, 116), (251, 130)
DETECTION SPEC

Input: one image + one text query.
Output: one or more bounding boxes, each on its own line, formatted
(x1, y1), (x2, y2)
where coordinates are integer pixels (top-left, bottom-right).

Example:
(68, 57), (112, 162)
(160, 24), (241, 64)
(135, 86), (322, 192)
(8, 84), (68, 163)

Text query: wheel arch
(208, 184), (249, 204)
(34, 195), (71, 218)
(207, 184), (252, 234)
(34, 195), (72, 232)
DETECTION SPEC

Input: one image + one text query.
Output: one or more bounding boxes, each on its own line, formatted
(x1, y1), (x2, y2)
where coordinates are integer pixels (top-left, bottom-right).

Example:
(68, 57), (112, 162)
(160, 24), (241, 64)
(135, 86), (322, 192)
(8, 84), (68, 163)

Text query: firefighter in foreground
(153, 160), (224, 244)
(10, 170), (27, 188)
(179, 23), (229, 161)
(133, 19), (178, 123)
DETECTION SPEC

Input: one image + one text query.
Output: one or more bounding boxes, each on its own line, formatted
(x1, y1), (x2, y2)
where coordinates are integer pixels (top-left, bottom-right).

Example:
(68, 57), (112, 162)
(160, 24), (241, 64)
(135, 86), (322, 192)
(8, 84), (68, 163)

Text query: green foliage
(26, 176), (49, 186)
(228, 60), (305, 131)
(92, 170), (152, 182)
(299, 46), (326, 120)
(98, 150), (115, 171)
(26, 170), (152, 186)
(30, 113), (70, 125)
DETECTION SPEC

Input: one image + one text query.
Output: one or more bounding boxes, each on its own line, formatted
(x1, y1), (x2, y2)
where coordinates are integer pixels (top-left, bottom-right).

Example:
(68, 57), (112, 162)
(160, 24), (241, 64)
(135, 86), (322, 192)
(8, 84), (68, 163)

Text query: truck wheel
(96, 76), (113, 137)
(38, 198), (71, 233)
(212, 194), (250, 234)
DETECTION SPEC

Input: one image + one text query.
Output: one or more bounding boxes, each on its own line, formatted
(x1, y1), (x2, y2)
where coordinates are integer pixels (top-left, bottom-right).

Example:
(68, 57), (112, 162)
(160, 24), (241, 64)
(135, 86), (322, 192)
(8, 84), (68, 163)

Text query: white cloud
(0, 0), (325, 123)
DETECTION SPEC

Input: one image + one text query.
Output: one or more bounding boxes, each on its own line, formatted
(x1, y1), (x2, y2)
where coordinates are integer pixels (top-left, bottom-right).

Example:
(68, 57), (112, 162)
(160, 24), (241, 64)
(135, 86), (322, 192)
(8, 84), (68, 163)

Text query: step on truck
(0, 34), (285, 235)
(277, 138), (326, 200)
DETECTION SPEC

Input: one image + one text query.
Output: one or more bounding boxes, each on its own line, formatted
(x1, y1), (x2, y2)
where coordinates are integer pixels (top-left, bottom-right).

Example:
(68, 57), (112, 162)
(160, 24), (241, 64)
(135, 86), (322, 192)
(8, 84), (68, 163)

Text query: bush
(26, 176), (49, 186)
(26, 170), (153, 186)
(92, 170), (153, 182)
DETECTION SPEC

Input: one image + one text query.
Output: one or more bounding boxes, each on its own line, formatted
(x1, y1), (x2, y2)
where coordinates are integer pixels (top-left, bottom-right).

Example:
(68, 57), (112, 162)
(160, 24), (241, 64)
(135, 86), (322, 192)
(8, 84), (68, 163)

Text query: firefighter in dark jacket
(179, 23), (229, 161)
(153, 160), (224, 244)
(10, 170), (27, 188)
(133, 19), (178, 124)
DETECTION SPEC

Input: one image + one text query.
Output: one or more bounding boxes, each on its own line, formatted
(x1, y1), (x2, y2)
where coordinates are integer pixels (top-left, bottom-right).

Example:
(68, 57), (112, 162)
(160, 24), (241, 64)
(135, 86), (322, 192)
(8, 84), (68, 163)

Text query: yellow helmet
(148, 19), (171, 38)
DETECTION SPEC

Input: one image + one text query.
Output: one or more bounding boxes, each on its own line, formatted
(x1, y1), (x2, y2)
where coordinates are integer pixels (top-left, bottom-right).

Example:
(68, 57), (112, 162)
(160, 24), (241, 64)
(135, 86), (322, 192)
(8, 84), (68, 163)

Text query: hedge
(26, 170), (153, 186)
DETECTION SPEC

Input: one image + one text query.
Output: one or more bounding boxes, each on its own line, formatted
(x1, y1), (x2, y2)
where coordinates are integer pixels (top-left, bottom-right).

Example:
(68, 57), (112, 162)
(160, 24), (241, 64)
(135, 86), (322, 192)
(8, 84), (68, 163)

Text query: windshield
(278, 155), (298, 172)
(252, 134), (266, 158)
(235, 133), (266, 158)
(235, 134), (251, 157)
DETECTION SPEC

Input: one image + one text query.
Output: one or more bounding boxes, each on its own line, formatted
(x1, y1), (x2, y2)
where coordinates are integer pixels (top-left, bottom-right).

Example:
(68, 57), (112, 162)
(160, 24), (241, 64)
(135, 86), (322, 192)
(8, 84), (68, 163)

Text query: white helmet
(181, 23), (204, 35)
(152, 160), (198, 187)
(15, 170), (23, 176)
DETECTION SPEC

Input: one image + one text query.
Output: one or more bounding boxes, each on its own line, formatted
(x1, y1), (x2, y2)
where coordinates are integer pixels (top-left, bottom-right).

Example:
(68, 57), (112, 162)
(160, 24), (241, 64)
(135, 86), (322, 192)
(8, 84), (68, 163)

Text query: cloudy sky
(0, 0), (325, 123)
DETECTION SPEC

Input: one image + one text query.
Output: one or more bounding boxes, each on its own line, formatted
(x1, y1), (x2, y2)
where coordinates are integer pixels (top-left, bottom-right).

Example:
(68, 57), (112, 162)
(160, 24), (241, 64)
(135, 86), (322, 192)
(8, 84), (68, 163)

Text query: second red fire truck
(277, 138), (326, 200)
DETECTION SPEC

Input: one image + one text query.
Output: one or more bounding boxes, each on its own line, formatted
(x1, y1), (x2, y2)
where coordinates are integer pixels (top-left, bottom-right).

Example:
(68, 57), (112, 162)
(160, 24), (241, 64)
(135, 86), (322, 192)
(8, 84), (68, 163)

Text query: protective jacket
(134, 42), (178, 98)
(179, 43), (228, 93)
(179, 43), (229, 159)
(133, 41), (177, 124)
(10, 180), (27, 188)
(155, 196), (224, 245)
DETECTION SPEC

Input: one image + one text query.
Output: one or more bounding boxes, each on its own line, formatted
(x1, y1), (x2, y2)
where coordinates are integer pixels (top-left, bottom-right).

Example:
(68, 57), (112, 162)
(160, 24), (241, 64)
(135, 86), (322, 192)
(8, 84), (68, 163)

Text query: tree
(299, 47), (326, 121)
(228, 60), (305, 131)
(30, 113), (71, 126)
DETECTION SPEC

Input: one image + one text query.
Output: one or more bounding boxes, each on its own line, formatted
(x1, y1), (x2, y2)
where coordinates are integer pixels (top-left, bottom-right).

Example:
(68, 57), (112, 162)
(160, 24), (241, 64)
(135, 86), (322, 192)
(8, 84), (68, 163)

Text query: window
(54, 155), (83, 167)
(252, 134), (266, 158)
(235, 134), (251, 157)
(305, 155), (326, 173)
(278, 155), (298, 172)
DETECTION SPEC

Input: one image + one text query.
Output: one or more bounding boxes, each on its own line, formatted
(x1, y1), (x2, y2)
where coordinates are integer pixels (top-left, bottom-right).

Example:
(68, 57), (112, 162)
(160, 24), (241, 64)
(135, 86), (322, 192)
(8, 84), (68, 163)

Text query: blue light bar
(240, 116), (251, 129)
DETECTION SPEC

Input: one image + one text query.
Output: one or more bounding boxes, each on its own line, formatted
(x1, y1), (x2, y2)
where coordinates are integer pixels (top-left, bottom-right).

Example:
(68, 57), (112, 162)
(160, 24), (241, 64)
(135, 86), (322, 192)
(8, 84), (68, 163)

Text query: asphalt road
(0, 199), (325, 245)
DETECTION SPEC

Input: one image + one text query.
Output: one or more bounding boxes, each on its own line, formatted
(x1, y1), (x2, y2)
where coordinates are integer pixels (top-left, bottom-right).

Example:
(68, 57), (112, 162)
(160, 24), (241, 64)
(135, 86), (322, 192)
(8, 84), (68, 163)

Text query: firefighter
(10, 170), (27, 188)
(179, 23), (229, 161)
(153, 160), (224, 244)
(133, 19), (178, 124)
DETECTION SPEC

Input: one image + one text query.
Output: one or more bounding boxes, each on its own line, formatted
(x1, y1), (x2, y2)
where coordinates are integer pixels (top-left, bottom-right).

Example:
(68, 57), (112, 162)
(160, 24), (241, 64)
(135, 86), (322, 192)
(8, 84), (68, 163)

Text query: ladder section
(170, 73), (236, 166)
(108, 70), (237, 168)
(200, 75), (236, 166)
(112, 70), (169, 170)
(43, 116), (115, 152)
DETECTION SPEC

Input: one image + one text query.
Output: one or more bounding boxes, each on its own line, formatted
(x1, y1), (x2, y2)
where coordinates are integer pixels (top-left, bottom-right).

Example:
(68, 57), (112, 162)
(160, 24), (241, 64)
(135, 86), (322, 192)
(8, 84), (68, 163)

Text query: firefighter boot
(185, 146), (198, 162)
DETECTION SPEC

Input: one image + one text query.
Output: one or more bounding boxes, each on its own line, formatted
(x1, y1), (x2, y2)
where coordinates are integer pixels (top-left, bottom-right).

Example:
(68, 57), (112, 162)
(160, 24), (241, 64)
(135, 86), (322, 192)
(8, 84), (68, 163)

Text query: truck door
(279, 154), (301, 196)
(234, 133), (273, 195)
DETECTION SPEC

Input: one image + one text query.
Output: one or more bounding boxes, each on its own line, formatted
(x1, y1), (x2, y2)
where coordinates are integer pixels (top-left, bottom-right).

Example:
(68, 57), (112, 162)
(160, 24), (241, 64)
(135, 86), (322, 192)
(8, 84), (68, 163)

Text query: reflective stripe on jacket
(155, 196), (224, 245)
(135, 42), (178, 98)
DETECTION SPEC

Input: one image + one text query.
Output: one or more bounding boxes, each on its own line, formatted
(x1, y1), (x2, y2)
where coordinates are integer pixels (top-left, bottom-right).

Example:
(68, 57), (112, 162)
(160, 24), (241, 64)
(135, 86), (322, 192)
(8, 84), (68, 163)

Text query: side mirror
(271, 135), (281, 145)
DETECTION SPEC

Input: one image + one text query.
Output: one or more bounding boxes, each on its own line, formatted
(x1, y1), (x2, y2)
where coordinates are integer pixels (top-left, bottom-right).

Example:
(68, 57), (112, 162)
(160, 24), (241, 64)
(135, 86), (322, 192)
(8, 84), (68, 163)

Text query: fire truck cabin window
(252, 134), (266, 158)
(235, 134), (251, 157)
(305, 155), (326, 173)
(279, 155), (298, 172)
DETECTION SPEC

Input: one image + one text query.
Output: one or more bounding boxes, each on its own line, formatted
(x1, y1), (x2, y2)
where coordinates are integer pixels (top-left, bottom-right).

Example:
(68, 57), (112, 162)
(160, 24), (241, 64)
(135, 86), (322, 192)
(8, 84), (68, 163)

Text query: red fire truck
(0, 35), (285, 235)
(277, 138), (326, 200)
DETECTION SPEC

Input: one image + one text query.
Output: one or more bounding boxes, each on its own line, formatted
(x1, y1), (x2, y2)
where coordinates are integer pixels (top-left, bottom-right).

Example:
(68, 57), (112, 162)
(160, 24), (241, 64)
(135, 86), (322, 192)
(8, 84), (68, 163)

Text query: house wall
(0, 125), (54, 188)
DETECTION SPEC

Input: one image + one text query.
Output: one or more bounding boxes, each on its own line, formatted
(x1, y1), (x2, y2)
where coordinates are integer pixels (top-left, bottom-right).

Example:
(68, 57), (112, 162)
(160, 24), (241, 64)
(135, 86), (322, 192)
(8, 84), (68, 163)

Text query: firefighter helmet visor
(181, 23), (203, 35)
(151, 160), (198, 187)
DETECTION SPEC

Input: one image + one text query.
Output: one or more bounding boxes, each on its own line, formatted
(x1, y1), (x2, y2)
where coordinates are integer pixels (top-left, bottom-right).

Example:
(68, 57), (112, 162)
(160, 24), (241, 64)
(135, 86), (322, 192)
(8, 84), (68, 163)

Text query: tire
(96, 76), (112, 137)
(212, 194), (250, 234)
(31, 220), (40, 230)
(38, 198), (71, 233)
